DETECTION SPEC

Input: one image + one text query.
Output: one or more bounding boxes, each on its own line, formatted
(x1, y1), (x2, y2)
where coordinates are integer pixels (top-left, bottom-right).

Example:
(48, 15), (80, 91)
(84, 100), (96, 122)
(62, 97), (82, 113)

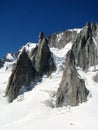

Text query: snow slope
(0, 42), (98, 130)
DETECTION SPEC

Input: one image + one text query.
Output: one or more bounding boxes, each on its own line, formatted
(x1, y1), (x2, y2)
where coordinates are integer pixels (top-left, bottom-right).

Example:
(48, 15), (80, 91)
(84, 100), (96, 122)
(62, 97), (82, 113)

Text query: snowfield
(0, 42), (98, 130)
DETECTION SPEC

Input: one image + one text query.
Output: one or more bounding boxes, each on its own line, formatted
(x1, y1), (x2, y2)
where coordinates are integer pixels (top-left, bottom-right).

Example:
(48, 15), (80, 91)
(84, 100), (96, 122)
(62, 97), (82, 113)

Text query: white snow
(0, 41), (98, 130)
(6, 53), (15, 61)
(69, 28), (82, 34)
(19, 42), (37, 53)
(57, 33), (64, 41)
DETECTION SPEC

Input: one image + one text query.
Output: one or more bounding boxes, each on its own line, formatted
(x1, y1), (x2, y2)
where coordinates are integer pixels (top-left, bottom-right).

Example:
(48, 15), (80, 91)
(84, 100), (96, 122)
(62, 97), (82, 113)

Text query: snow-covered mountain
(0, 22), (98, 130)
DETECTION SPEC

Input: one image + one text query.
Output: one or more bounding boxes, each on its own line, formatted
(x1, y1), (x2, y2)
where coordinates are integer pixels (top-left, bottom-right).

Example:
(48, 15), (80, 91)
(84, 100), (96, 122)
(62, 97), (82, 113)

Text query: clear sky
(0, 0), (98, 58)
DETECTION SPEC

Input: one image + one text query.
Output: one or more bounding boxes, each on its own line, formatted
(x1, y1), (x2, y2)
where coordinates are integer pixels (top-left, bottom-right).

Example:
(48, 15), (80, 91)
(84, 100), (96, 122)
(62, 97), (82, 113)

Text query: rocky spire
(72, 22), (98, 70)
(56, 50), (88, 107)
(91, 22), (97, 30)
(6, 48), (36, 102)
(86, 21), (91, 27)
(31, 33), (56, 76)
(91, 22), (97, 36)
(38, 32), (45, 44)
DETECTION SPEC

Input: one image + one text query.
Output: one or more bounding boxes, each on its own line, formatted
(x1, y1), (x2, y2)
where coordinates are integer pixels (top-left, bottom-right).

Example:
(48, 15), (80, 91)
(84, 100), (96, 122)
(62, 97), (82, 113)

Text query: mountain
(47, 28), (81, 48)
(0, 22), (98, 130)
(56, 50), (89, 107)
(56, 22), (98, 107)
(72, 22), (98, 70)
(6, 32), (56, 102)
(5, 48), (37, 102)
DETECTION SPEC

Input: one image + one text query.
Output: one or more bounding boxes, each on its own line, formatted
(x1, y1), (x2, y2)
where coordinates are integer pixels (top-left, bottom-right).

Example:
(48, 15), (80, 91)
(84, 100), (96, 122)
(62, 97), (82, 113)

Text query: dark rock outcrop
(38, 32), (45, 43)
(72, 22), (98, 70)
(47, 30), (78, 49)
(56, 50), (88, 107)
(6, 48), (36, 102)
(31, 32), (56, 76)
(0, 59), (4, 68)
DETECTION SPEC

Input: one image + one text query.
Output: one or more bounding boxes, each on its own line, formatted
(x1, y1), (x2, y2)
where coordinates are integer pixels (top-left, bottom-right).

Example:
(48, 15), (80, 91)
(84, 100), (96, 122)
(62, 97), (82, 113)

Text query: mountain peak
(38, 32), (45, 43)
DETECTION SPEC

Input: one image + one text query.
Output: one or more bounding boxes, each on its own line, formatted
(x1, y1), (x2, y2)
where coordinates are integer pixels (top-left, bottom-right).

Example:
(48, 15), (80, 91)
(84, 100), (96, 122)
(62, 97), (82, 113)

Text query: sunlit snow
(0, 41), (98, 130)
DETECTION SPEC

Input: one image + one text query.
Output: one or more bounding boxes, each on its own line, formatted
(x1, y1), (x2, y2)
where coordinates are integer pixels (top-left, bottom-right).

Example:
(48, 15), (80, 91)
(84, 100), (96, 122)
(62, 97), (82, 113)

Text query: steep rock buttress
(6, 49), (36, 102)
(72, 22), (98, 70)
(56, 50), (88, 107)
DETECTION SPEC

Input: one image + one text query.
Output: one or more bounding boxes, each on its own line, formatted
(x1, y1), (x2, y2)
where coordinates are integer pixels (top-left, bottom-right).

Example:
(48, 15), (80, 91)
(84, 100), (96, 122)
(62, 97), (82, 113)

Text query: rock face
(47, 30), (78, 49)
(6, 32), (56, 102)
(56, 50), (88, 107)
(31, 32), (56, 76)
(38, 32), (45, 43)
(6, 49), (36, 102)
(0, 59), (4, 68)
(72, 22), (98, 70)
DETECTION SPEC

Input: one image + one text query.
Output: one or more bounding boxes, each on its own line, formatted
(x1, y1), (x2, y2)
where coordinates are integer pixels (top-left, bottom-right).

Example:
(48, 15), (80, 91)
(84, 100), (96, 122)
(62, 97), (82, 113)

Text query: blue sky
(0, 0), (98, 58)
